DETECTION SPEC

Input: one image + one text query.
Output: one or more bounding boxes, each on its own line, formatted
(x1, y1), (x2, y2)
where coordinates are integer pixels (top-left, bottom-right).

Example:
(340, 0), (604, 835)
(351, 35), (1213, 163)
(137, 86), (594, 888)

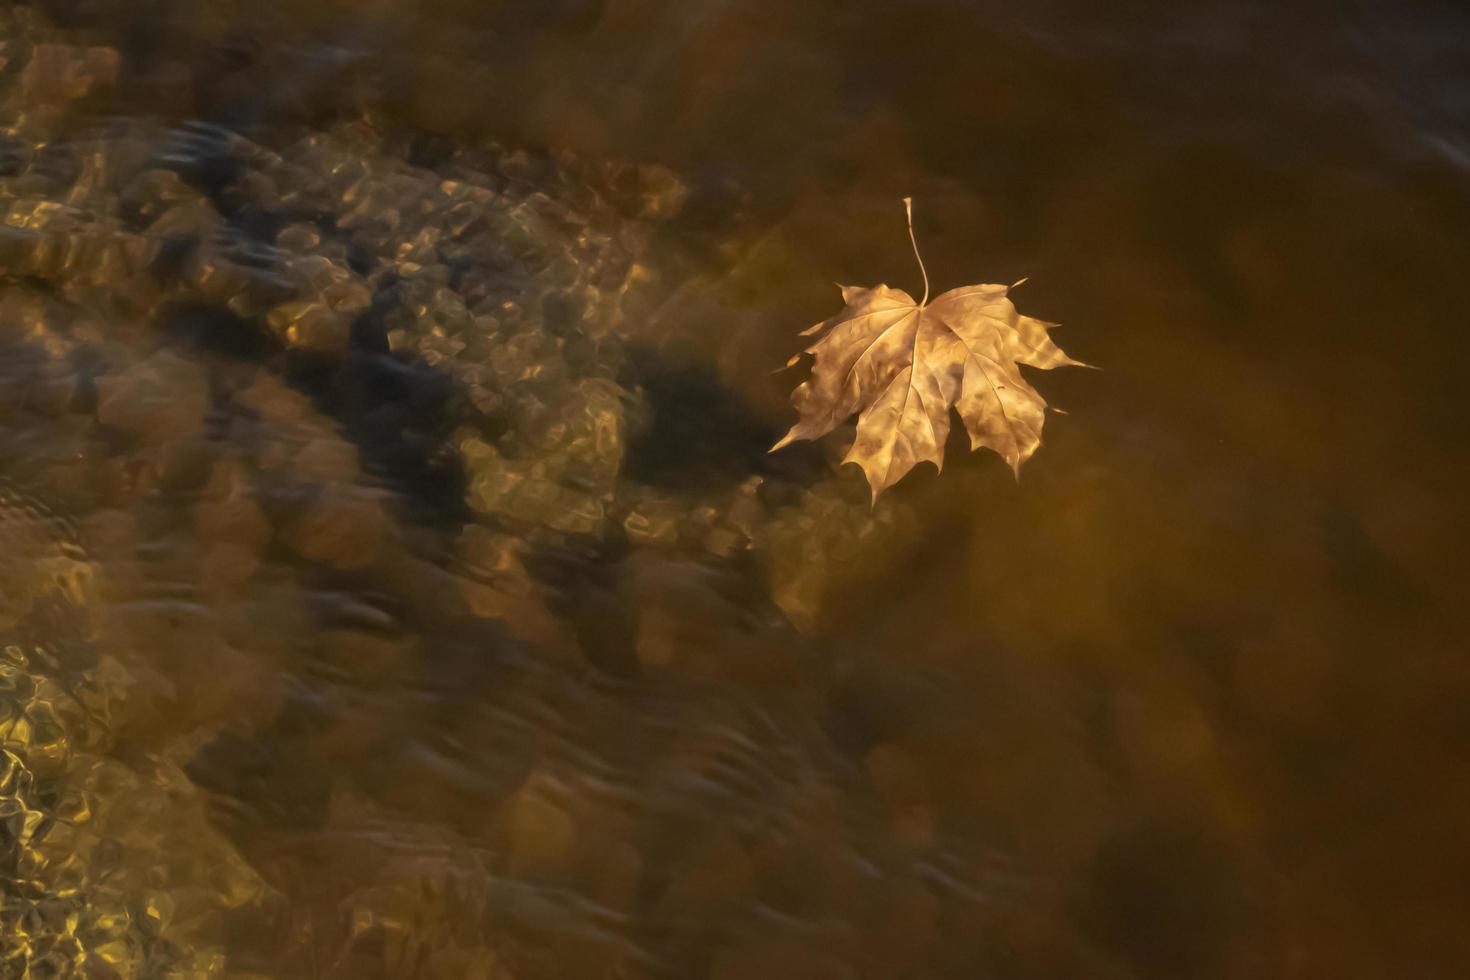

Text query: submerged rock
(0, 487), (274, 978)
(288, 484), (392, 570)
(21, 44), (118, 107)
(462, 377), (627, 534)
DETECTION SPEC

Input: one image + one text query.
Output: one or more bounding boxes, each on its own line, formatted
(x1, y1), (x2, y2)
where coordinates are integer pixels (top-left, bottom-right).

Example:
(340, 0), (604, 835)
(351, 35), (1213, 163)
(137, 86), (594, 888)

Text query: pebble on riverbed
(21, 44), (118, 107)
(288, 485), (392, 570)
(96, 350), (208, 443)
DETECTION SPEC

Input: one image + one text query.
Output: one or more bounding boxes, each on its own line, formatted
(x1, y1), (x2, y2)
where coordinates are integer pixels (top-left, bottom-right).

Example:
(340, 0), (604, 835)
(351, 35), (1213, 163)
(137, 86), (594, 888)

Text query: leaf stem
(903, 196), (929, 306)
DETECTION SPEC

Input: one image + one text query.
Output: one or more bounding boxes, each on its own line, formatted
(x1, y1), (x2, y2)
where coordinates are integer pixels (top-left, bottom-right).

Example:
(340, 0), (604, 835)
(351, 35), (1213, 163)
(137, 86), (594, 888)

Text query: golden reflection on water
(2, 1), (1469, 977)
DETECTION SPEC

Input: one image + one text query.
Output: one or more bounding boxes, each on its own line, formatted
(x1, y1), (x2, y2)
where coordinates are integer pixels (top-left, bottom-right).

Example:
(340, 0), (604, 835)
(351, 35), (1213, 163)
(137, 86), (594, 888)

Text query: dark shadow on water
(281, 347), (474, 528)
(1082, 819), (1244, 980)
(621, 344), (826, 493)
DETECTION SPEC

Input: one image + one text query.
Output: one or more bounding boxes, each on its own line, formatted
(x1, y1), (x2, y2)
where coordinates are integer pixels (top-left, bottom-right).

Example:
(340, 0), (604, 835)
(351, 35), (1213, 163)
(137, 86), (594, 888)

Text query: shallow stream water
(1, 1), (1468, 977)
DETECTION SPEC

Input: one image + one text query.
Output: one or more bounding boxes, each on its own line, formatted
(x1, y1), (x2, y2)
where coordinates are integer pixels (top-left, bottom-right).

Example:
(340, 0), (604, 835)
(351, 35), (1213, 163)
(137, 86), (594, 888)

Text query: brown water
(2, 1), (1468, 977)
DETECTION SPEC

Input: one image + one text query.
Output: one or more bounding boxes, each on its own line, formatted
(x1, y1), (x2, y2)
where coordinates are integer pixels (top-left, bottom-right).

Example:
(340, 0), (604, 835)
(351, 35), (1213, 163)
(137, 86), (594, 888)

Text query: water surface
(1, 1), (1468, 977)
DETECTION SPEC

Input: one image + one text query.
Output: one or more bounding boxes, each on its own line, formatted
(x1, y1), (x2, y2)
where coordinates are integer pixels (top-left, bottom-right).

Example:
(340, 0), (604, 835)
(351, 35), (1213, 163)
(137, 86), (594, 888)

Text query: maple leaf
(772, 198), (1085, 499)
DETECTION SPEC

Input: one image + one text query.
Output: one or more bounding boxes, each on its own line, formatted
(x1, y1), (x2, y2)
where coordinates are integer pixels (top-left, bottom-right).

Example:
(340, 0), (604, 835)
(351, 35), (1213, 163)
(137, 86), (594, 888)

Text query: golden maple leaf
(772, 198), (1085, 499)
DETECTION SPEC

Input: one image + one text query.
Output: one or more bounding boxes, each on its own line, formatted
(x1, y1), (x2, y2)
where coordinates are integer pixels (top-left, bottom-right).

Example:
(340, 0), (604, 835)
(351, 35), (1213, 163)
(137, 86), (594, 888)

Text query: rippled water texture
(2, 1), (1468, 977)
